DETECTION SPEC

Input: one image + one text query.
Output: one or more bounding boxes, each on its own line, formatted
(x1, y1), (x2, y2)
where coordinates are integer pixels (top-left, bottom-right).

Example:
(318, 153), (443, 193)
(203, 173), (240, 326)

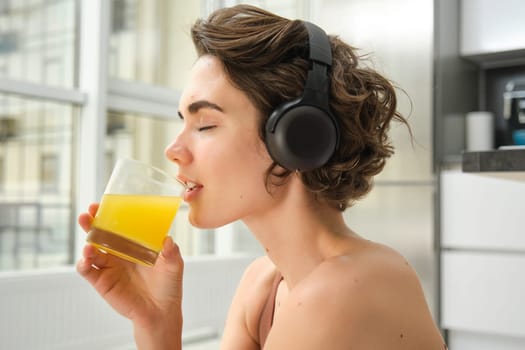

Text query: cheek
(207, 131), (271, 176)
(194, 139), (273, 224)
(213, 151), (269, 202)
(228, 152), (274, 208)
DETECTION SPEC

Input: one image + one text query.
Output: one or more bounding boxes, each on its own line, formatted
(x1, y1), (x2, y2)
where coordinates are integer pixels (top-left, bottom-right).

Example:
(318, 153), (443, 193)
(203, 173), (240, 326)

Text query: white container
(466, 111), (494, 151)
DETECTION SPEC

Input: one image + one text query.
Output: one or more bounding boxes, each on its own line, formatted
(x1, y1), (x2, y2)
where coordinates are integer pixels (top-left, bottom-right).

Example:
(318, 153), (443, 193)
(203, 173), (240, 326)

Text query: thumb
(154, 236), (185, 304)
(158, 236), (184, 277)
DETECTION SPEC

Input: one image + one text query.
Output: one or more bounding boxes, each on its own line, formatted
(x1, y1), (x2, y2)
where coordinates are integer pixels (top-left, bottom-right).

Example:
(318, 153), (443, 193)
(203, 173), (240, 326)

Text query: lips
(185, 181), (199, 191)
(178, 177), (203, 201)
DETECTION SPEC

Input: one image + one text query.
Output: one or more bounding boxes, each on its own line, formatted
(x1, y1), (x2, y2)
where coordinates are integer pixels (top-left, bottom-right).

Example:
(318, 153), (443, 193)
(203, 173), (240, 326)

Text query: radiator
(0, 254), (255, 349)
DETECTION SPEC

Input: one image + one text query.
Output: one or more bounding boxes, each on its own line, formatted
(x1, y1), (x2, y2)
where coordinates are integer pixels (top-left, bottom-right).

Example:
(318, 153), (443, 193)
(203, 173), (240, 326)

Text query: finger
(78, 212), (93, 232)
(88, 244), (128, 270)
(76, 246), (103, 282)
(77, 254), (100, 276)
(78, 245), (111, 270)
(158, 236), (184, 276)
(82, 243), (97, 258)
(160, 236), (181, 261)
(86, 244), (137, 271)
(76, 256), (96, 278)
(88, 203), (99, 217)
(78, 203), (99, 233)
(155, 237), (185, 302)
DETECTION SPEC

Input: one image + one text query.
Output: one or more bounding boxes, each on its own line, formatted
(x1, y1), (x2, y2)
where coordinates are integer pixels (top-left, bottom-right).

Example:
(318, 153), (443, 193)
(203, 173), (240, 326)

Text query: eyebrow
(178, 100), (224, 119)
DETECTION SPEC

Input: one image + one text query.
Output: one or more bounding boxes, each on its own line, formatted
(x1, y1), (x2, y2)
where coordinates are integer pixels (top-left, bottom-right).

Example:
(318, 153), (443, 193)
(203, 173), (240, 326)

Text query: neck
(243, 175), (354, 289)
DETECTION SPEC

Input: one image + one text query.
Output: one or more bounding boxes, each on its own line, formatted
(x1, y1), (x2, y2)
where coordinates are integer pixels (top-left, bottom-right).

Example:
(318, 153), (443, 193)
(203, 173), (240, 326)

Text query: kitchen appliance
(503, 79), (525, 145)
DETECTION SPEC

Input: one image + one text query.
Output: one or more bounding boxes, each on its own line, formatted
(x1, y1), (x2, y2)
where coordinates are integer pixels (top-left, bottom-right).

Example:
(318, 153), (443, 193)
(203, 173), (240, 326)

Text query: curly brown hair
(191, 5), (410, 211)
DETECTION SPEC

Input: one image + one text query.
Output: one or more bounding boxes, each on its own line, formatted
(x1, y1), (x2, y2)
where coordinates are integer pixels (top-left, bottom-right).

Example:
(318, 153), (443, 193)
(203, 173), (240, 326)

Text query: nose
(164, 134), (192, 166)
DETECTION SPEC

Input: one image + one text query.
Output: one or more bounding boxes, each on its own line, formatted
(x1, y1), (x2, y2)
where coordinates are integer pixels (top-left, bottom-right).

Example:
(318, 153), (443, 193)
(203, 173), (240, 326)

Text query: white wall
(0, 255), (255, 350)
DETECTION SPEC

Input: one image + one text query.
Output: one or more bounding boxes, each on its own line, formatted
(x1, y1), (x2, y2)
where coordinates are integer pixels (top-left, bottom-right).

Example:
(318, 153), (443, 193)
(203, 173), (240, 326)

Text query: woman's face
(165, 55), (277, 228)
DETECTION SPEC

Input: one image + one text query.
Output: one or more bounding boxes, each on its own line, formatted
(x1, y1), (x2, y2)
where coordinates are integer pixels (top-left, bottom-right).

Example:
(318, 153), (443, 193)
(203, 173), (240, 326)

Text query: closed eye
(198, 125), (216, 132)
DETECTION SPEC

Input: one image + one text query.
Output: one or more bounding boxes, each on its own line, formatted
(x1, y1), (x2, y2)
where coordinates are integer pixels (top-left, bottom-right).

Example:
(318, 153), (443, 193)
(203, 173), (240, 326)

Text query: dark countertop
(462, 148), (525, 172)
(462, 148), (525, 182)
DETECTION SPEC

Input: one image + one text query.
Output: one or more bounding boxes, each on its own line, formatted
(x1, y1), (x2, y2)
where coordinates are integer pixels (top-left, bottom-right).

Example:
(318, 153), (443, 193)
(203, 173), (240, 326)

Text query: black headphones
(264, 21), (339, 172)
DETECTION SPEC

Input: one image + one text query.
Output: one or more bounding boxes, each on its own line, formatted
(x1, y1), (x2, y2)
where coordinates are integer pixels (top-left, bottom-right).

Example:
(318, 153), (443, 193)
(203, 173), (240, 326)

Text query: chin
(188, 213), (224, 230)
(188, 211), (231, 230)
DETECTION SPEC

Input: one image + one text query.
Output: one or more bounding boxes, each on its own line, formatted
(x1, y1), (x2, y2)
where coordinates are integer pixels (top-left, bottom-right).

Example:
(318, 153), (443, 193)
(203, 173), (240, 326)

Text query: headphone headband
(304, 21), (332, 66)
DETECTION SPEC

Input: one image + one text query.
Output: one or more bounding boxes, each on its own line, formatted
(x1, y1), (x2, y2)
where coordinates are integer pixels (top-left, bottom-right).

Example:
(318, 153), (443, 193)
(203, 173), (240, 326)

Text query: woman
(77, 5), (446, 350)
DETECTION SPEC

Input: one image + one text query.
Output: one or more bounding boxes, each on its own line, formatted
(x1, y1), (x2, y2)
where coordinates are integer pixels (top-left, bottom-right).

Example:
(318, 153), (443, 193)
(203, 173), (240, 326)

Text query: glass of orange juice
(86, 158), (185, 266)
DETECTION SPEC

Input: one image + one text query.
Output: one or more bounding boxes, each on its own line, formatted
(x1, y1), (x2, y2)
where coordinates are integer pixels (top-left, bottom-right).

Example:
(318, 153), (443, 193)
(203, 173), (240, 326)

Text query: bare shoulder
(265, 242), (446, 350)
(234, 255), (278, 323)
(239, 255), (276, 286)
(220, 255), (277, 350)
(235, 255), (277, 310)
(325, 242), (425, 297)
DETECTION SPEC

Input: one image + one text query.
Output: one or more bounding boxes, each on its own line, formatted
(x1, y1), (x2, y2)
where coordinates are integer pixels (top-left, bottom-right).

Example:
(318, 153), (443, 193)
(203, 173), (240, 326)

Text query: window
(0, 0), (79, 271)
(0, 156), (4, 192)
(221, 0), (311, 19)
(40, 153), (59, 193)
(108, 0), (200, 89)
(0, 0), (76, 88)
(0, 93), (77, 270)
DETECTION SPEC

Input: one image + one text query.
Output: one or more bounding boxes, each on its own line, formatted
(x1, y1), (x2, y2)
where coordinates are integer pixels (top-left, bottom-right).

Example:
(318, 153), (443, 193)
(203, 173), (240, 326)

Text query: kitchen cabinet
(440, 149), (525, 350)
(460, 0), (525, 59)
(436, 2), (525, 349)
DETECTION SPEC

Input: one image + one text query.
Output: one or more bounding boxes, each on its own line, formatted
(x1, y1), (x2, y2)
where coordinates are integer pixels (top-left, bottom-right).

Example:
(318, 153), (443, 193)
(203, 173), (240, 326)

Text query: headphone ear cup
(265, 102), (338, 171)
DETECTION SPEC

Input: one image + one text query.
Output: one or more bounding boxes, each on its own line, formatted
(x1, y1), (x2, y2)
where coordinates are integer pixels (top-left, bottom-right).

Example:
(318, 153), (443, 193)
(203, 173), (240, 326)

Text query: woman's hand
(76, 203), (183, 349)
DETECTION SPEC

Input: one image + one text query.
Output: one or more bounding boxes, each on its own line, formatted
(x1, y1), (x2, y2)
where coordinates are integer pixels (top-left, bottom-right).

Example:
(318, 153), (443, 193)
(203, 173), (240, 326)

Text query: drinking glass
(86, 158), (185, 266)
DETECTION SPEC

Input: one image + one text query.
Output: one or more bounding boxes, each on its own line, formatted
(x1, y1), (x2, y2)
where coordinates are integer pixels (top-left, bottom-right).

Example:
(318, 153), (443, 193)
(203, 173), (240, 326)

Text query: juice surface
(92, 193), (182, 251)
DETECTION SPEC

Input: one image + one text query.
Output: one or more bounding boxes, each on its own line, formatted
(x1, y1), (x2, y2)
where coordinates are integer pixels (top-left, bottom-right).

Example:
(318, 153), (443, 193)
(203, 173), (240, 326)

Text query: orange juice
(87, 193), (182, 266)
